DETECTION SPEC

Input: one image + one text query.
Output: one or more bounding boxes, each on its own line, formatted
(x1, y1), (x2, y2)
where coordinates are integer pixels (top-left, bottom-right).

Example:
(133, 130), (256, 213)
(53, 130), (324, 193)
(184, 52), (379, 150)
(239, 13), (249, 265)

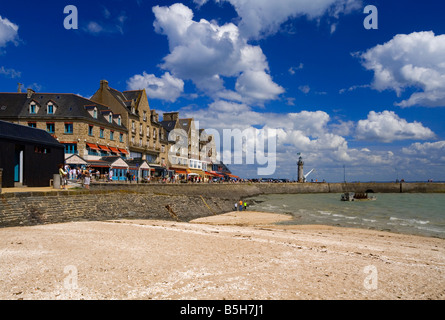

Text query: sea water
(247, 193), (445, 239)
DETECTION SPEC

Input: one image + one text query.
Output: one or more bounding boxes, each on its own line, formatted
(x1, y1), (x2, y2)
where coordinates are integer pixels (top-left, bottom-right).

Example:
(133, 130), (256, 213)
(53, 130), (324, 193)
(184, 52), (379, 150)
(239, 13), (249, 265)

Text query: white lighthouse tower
(297, 156), (304, 183)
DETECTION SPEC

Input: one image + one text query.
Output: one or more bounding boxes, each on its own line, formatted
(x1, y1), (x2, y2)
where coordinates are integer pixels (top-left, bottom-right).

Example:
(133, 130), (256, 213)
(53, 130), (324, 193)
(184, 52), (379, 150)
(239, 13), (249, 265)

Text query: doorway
(14, 145), (24, 185)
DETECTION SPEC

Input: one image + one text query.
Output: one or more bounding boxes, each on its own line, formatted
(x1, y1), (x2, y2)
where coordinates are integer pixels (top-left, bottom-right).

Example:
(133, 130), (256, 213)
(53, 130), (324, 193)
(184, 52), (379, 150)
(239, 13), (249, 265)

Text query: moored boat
(341, 192), (376, 201)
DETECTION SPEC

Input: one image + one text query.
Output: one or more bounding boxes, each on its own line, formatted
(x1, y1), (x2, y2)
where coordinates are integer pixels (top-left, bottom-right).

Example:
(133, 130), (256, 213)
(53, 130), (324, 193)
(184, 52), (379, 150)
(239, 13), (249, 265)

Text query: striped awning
(99, 145), (110, 152)
(209, 171), (224, 177)
(119, 148), (129, 154)
(86, 143), (100, 151)
(109, 147), (120, 153)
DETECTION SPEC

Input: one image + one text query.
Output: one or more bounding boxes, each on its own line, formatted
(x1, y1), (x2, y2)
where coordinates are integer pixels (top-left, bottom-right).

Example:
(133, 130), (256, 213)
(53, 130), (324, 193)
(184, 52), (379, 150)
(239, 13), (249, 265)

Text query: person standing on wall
(59, 164), (67, 190)
(84, 171), (91, 190)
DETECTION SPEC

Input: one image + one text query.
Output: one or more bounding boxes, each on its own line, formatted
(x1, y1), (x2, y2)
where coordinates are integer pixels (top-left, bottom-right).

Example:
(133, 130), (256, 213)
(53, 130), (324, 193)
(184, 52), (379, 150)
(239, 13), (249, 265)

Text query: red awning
(175, 169), (187, 174)
(109, 147), (120, 153)
(209, 171), (224, 177)
(86, 143), (100, 151)
(119, 148), (129, 154)
(99, 145), (110, 152)
(228, 174), (239, 178)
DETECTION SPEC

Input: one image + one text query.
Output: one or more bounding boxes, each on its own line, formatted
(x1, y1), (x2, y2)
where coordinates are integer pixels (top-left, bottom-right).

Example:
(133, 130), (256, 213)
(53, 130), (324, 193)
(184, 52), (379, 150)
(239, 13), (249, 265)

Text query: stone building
(199, 128), (218, 172)
(90, 80), (169, 168)
(160, 112), (190, 175)
(161, 112), (218, 177)
(0, 89), (128, 161)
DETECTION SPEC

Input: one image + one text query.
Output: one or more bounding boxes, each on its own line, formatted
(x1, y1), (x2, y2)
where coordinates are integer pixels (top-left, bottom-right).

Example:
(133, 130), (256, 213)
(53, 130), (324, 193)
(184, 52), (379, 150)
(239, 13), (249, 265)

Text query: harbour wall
(89, 181), (445, 196)
(0, 182), (444, 228)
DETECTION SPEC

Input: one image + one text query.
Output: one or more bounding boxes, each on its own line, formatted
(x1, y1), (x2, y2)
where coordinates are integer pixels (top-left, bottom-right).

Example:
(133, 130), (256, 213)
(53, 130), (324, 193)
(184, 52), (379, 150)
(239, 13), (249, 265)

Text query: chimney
(152, 111), (159, 123)
(163, 112), (179, 121)
(27, 88), (35, 99)
(17, 83), (23, 93)
(100, 80), (109, 90)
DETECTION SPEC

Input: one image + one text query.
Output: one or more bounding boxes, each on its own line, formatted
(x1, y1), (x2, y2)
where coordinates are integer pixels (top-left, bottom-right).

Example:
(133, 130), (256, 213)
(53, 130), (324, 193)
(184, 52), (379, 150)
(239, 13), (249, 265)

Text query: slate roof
(160, 120), (177, 133)
(0, 92), (127, 132)
(0, 120), (64, 148)
(123, 90), (142, 103)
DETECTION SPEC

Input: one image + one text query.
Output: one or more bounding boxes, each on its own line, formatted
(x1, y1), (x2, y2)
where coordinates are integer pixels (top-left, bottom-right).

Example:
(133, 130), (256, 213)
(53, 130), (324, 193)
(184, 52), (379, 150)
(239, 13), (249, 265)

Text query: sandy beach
(0, 211), (444, 300)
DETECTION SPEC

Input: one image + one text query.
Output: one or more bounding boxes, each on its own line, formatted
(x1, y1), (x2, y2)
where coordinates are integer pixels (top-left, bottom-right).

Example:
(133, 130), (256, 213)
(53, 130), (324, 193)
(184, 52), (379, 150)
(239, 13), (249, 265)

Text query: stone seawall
(1, 182), (444, 228)
(0, 189), (234, 228)
(90, 181), (445, 197)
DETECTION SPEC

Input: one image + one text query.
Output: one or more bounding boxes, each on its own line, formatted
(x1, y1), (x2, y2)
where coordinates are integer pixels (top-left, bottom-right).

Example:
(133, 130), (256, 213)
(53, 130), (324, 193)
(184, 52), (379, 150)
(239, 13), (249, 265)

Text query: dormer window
(29, 102), (39, 114)
(93, 108), (97, 119)
(117, 116), (121, 126)
(108, 114), (113, 123)
(47, 102), (56, 114)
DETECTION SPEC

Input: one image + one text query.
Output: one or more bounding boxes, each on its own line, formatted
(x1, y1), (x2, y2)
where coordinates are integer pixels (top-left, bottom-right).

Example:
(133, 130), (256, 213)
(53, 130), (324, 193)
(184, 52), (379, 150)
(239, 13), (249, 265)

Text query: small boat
(341, 192), (376, 202)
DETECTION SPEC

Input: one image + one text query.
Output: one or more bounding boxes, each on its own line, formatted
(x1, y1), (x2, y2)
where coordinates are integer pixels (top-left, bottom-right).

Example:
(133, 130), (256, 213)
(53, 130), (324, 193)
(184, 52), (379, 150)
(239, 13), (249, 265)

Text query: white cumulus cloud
(0, 15), (19, 48)
(355, 111), (435, 143)
(152, 3), (284, 106)
(208, 0), (362, 39)
(358, 31), (445, 107)
(127, 72), (184, 102)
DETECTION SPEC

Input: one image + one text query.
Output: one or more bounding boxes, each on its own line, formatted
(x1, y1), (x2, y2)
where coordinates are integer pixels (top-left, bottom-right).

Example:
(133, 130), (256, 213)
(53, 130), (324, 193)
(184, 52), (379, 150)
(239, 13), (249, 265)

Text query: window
(88, 125), (94, 136)
(143, 111), (147, 121)
(119, 133), (124, 143)
(100, 128), (104, 139)
(47, 104), (54, 114)
(140, 124), (143, 135)
(30, 103), (37, 114)
(117, 117), (121, 126)
(35, 146), (51, 154)
(93, 109), (97, 119)
(147, 127), (150, 138)
(46, 123), (55, 133)
(109, 114), (113, 123)
(110, 131), (114, 140)
(28, 122), (36, 128)
(87, 146), (99, 156)
(64, 123), (73, 134)
(64, 143), (77, 154)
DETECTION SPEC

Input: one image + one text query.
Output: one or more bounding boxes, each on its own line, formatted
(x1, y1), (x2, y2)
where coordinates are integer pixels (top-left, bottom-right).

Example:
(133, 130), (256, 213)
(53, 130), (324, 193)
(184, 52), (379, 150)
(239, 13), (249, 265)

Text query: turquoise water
(247, 193), (445, 239)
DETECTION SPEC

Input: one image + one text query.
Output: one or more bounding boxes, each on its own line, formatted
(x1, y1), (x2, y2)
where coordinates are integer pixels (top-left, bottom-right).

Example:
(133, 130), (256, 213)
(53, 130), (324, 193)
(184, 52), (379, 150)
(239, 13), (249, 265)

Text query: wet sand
(0, 211), (444, 300)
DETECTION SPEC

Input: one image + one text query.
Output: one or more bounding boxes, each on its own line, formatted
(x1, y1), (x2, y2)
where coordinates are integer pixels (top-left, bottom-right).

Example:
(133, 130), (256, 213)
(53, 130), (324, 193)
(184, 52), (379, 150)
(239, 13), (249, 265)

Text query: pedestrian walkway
(1, 181), (80, 194)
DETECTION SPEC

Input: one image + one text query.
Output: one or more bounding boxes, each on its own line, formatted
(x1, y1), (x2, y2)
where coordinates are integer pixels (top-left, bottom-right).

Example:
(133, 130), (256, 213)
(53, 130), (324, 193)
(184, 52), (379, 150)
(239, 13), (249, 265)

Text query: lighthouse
(297, 156), (304, 183)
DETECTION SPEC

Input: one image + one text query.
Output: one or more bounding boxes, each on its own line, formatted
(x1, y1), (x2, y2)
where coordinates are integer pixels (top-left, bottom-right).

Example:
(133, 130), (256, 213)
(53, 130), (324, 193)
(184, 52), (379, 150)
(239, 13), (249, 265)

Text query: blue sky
(1, 0), (445, 181)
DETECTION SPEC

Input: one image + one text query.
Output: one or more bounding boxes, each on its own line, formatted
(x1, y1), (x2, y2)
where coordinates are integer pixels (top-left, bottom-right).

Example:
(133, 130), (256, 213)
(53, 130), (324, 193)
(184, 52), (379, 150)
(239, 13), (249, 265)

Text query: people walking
(239, 200), (243, 211)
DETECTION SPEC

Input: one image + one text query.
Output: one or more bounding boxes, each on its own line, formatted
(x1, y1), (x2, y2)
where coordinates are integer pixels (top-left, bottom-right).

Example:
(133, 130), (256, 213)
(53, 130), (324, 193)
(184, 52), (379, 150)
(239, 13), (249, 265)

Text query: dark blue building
(0, 120), (64, 188)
